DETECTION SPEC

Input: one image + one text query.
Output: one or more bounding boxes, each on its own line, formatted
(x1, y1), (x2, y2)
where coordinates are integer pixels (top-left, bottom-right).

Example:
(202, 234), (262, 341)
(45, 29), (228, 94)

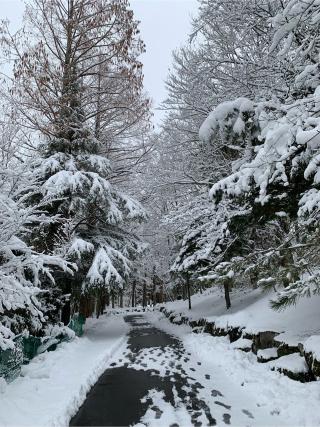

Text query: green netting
(22, 336), (42, 362)
(68, 314), (86, 337)
(0, 336), (23, 383)
(1, 320), (82, 383)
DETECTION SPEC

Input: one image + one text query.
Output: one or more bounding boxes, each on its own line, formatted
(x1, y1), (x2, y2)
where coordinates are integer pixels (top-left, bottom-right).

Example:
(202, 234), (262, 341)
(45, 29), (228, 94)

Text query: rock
(228, 327), (243, 343)
(204, 322), (215, 335)
(243, 332), (254, 341)
(252, 331), (279, 353)
(230, 338), (252, 353)
(276, 343), (300, 358)
(268, 353), (314, 383)
(257, 347), (278, 363)
(212, 326), (229, 337)
(181, 317), (189, 325)
(190, 319), (206, 329)
(271, 367), (314, 382)
(304, 351), (320, 378)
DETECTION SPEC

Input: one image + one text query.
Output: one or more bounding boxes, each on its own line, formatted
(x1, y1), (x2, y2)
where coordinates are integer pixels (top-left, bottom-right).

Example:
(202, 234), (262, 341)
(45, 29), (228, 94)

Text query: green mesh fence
(0, 336), (23, 383)
(22, 336), (42, 362)
(68, 314), (86, 337)
(1, 318), (84, 383)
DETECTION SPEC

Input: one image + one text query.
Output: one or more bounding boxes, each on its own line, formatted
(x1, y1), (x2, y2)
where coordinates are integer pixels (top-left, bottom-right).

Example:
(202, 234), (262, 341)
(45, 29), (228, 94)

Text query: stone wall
(159, 307), (320, 383)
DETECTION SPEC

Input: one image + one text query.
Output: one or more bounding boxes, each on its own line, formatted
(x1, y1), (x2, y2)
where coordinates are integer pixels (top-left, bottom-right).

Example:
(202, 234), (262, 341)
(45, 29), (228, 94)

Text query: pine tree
(0, 163), (72, 350)
(202, 0), (320, 308)
(2, 0), (149, 318)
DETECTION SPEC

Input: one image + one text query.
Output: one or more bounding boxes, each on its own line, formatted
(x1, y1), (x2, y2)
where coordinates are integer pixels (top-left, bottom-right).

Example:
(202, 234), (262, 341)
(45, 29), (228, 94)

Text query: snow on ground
(257, 348), (278, 360)
(304, 335), (320, 358)
(162, 287), (320, 347)
(0, 314), (129, 427)
(147, 311), (320, 426)
(134, 389), (192, 427)
(267, 354), (309, 374)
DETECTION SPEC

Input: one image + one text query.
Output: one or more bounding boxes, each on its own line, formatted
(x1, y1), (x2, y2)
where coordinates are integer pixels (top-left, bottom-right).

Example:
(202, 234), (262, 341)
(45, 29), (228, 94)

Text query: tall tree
(1, 0), (150, 317)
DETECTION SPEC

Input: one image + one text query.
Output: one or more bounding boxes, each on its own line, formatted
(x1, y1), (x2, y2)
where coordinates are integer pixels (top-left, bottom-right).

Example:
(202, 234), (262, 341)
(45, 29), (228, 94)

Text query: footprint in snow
(215, 401), (231, 410)
(242, 409), (254, 419)
(223, 413), (231, 425)
(211, 389), (223, 397)
(151, 405), (163, 419)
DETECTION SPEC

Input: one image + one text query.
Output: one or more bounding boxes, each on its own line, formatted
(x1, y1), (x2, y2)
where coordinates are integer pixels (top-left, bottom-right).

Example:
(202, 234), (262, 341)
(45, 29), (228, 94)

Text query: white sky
(0, 0), (198, 127)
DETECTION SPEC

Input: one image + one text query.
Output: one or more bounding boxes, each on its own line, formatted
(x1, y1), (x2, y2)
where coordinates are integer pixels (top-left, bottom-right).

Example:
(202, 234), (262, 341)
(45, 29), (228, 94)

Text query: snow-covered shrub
(0, 166), (73, 350)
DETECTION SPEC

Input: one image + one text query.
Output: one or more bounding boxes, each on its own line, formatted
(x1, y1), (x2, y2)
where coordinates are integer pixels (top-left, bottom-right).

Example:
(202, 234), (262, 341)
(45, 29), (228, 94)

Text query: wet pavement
(70, 315), (225, 427)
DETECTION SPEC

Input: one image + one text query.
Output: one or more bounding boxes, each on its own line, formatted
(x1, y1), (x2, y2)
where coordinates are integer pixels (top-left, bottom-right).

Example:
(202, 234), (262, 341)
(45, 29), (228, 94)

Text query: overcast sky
(0, 0), (198, 127)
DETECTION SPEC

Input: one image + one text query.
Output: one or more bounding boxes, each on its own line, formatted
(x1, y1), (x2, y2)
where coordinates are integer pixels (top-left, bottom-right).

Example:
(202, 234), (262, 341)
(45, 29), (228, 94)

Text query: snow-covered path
(70, 313), (300, 427)
(1, 311), (319, 427)
(0, 315), (129, 427)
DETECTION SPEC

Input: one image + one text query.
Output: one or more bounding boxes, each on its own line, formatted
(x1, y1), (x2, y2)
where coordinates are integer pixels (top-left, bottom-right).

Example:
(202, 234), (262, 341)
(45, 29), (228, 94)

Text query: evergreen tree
(0, 164), (72, 350)
(1, 0), (149, 317)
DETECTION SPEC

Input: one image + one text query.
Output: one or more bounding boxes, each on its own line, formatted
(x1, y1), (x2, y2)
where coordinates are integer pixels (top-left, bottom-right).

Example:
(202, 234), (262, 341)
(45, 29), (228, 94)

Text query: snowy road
(70, 314), (256, 427)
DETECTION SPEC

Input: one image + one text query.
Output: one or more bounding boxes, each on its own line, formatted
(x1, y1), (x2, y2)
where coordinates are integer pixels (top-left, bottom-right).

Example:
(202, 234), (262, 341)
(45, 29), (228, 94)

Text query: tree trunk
(160, 281), (164, 303)
(152, 280), (156, 305)
(61, 299), (71, 325)
(106, 291), (110, 307)
(120, 291), (123, 308)
(131, 281), (136, 308)
(142, 280), (147, 307)
(186, 275), (192, 310)
(224, 281), (231, 309)
(96, 300), (100, 318)
(182, 282), (186, 300)
(61, 278), (72, 325)
(111, 291), (115, 309)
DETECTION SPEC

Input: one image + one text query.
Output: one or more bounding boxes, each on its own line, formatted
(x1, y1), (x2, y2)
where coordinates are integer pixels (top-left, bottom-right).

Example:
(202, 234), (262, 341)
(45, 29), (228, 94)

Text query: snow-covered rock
(257, 348), (278, 363)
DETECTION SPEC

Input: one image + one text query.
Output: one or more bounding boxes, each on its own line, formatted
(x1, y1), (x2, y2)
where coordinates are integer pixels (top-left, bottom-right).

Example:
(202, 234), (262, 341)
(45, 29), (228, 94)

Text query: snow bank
(0, 314), (129, 427)
(257, 348), (278, 360)
(149, 312), (320, 427)
(230, 337), (252, 350)
(182, 332), (320, 426)
(268, 354), (309, 374)
(161, 287), (320, 346)
(304, 335), (320, 359)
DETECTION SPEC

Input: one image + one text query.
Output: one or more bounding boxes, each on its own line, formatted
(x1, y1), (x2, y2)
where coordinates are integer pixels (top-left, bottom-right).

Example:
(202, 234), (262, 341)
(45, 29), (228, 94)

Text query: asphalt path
(70, 314), (222, 427)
